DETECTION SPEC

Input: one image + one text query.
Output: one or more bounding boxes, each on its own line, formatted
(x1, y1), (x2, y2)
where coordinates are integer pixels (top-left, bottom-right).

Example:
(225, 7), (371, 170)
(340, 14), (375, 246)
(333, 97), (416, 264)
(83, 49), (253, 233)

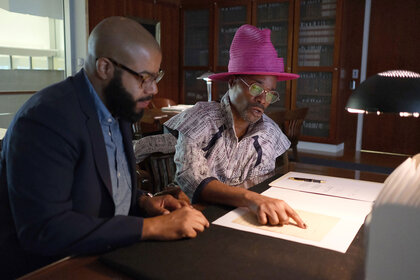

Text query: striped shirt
(164, 93), (290, 202)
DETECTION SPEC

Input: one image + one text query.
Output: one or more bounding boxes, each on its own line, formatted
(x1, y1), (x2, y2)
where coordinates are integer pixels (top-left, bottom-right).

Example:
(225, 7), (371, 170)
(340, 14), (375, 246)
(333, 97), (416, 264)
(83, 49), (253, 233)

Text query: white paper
(269, 171), (384, 202)
(213, 187), (374, 253)
(161, 104), (194, 112)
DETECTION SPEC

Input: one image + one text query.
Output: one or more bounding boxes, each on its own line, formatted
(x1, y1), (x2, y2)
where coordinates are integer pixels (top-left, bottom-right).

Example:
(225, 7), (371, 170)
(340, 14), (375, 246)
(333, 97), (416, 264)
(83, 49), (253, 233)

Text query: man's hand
(142, 206), (210, 240)
(139, 194), (189, 216)
(246, 192), (307, 228)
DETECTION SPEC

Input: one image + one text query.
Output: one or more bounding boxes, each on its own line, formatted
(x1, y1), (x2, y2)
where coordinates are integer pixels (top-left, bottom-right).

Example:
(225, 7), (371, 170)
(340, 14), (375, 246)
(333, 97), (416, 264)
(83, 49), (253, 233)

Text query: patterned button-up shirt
(164, 93), (290, 202)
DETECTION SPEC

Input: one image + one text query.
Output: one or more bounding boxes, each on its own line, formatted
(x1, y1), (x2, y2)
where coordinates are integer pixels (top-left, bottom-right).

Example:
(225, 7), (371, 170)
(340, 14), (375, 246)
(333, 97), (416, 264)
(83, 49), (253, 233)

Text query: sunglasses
(102, 57), (164, 88)
(239, 77), (279, 104)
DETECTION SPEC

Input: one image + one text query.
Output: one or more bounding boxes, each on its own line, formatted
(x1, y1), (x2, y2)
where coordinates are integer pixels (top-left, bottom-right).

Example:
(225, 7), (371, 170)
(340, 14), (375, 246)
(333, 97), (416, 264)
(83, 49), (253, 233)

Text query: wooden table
(19, 163), (388, 280)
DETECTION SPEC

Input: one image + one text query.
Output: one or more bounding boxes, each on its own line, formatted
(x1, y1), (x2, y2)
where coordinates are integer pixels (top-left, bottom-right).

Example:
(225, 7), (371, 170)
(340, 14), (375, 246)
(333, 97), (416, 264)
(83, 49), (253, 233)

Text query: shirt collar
(82, 69), (116, 125)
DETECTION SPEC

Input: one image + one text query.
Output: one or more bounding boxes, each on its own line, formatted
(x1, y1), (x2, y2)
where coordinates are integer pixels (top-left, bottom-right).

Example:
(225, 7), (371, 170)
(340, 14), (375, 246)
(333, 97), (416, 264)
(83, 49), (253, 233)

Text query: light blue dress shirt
(83, 70), (132, 215)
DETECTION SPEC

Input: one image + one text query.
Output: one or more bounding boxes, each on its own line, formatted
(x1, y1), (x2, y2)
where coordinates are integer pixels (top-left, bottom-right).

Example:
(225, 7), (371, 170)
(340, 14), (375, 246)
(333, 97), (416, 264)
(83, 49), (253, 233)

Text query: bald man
(0, 17), (208, 278)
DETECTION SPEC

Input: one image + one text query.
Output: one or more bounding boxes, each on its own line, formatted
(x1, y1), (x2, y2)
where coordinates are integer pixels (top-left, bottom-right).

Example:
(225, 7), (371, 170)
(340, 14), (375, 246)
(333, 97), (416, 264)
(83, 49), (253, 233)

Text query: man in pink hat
(165, 24), (306, 228)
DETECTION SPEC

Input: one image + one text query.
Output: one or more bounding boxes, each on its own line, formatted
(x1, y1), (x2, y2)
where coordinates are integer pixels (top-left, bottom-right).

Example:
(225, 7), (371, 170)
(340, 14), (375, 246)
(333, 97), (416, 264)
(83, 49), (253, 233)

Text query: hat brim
(208, 71), (299, 81)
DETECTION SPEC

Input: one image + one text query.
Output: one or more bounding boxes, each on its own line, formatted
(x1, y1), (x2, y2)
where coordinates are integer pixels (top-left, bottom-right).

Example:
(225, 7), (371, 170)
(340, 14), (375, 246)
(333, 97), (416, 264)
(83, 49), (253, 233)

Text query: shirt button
(108, 118), (112, 123)
(232, 178), (240, 184)
(117, 172), (121, 177)
(108, 132), (111, 136)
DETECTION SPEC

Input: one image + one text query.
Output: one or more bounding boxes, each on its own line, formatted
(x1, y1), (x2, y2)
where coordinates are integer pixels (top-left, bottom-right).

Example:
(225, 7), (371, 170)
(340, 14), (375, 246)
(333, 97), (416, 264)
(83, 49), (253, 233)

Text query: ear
(228, 77), (236, 88)
(96, 57), (113, 80)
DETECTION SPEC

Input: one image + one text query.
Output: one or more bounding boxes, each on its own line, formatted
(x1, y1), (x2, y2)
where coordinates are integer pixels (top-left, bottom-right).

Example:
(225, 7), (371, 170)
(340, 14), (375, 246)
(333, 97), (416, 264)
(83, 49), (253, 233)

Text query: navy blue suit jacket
(0, 70), (145, 278)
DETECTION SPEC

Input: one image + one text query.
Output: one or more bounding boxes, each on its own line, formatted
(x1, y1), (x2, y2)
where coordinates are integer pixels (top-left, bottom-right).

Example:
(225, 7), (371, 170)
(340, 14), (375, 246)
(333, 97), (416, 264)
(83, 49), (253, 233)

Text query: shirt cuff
(192, 177), (218, 204)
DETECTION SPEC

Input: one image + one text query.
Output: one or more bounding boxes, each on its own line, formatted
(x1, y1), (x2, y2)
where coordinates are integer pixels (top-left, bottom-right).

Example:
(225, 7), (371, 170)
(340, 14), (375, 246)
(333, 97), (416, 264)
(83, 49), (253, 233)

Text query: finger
(190, 209), (210, 227)
(162, 195), (184, 211)
(193, 222), (206, 233)
(184, 227), (198, 239)
(256, 210), (268, 225)
(287, 207), (306, 229)
(188, 229), (198, 238)
(277, 209), (290, 225)
(266, 209), (280, 225)
(199, 214), (210, 228)
(151, 206), (170, 216)
(178, 199), (189, 207)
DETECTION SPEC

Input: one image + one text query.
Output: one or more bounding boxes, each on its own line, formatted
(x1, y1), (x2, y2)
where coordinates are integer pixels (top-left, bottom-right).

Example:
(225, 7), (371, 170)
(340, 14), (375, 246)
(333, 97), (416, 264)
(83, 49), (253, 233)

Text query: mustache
(248, 102), (265, 110)
(136, 96), (153, 103)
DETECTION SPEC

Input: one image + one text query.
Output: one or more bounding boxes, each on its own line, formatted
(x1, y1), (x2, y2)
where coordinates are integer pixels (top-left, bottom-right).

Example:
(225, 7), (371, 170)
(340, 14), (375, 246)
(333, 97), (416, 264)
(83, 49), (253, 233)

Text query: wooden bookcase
(291, 0), (342, 142)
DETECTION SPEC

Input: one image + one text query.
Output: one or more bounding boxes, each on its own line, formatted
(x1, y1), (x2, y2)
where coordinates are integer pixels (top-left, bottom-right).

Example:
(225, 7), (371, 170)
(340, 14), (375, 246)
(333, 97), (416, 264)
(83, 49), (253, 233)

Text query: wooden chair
(139, 152), (176, 193)
(134, 134), (177, 193)
(282, 107), (309, 162)
(267, 107), (309, 162)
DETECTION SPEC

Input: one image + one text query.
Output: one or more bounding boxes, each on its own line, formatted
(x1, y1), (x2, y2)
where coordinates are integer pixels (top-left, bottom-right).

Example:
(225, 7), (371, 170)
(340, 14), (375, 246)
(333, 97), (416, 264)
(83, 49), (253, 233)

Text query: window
(0, 0), (66, 92)
(0, 0), (70, 129)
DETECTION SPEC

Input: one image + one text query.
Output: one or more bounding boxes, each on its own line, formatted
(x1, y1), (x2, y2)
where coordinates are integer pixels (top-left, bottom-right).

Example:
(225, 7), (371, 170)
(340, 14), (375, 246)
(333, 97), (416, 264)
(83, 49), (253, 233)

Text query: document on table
(213, 173), (385, 253)
(269, 171), (384, 202)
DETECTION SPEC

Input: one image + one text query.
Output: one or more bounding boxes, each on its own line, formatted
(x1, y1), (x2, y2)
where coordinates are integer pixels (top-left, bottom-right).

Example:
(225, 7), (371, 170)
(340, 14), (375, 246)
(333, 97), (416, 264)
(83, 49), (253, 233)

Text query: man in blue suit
(0, 17), (208, 278)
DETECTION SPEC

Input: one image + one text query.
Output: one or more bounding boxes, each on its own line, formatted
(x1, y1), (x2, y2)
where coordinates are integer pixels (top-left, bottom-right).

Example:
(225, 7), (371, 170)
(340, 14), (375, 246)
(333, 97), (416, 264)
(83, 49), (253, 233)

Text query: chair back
(283, 107), (308, 161)
(134, 134), (177, 193)
(141, 152), (176, 193)
(267, 107), (308, 162)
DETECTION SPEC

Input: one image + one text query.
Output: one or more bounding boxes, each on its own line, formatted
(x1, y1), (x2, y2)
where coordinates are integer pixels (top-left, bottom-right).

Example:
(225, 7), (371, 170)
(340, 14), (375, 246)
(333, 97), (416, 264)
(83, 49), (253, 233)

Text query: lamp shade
(346, 70), (420, 116)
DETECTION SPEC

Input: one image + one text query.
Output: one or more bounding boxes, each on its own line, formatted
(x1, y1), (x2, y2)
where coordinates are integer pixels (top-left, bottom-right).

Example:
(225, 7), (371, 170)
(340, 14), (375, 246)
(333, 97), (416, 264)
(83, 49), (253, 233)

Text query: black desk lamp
(345, 70), (420, 117)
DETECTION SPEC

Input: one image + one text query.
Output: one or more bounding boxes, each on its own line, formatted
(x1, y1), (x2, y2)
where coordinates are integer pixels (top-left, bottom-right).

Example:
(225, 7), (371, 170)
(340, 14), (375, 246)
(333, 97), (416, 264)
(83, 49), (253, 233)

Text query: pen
(288, 177), (326, 183)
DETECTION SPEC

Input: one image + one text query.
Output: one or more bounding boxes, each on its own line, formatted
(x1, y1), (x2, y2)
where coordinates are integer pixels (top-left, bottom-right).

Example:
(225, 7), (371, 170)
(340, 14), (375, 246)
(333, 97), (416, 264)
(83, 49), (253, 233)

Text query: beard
(103, 71), (151, 123)
(239, 102), (265, 124)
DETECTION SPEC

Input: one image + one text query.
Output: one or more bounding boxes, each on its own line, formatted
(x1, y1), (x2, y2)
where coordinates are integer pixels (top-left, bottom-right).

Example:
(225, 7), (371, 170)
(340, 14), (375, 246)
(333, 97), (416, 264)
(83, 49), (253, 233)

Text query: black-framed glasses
(239, 77), (279, 104)
(103, 57), (164, 87)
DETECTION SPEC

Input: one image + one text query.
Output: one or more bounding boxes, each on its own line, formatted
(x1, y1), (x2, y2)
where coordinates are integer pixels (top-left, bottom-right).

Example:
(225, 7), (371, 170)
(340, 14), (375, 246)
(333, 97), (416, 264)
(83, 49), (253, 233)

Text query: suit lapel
(73, 70), (113, 197)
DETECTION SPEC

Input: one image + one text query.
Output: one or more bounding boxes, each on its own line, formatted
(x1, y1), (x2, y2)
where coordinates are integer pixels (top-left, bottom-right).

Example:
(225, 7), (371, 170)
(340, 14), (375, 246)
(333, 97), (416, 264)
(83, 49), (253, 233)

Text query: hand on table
(246, 192), (307, 228)
(142, 206), (209, 240)
(140, 194), (189, 216)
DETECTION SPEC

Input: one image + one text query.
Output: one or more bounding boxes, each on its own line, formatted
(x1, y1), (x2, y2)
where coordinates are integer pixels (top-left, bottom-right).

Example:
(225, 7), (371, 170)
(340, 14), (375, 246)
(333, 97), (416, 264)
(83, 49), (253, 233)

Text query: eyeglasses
(239, 77), (279, 104)
(104, 57), (164, 88)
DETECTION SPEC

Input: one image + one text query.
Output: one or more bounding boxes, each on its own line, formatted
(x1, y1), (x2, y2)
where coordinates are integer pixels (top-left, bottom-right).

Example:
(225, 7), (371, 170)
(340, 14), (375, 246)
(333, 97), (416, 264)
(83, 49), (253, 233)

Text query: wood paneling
(154, 3), (180, 102)
(88, 0), (126, 32)
(125, 0), (155, 19)
(362, 0), (420, 155)
(336, 0), (365, 148)
(363, 114), (420, 155)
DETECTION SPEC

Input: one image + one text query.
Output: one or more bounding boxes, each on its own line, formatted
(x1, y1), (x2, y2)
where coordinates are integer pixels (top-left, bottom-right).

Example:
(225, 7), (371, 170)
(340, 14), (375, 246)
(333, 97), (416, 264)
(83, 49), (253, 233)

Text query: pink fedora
(209, 24), (299, 81)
